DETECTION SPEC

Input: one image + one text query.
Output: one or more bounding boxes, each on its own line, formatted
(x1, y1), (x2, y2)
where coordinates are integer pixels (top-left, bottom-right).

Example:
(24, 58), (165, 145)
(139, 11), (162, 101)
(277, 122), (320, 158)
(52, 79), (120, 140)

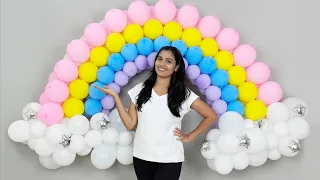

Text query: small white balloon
(52, 148), (76, 166)
(260, 119), (274, 134)
(46, 124), (70, 144)
(214, 155), (234, 175)
(68, 115), (90, 135)
(102, 127), (120, 145)
(91, 144), (117, 169)
(118, 131), (133, 146)
(267, 102), (289, 123)
(60, 118), (69, 126)
(206, 159), (216, 171)
(232, 151), (249, 170)
(39, 155), (61, 170)
(268, 149), (281, 160)
(30, 120), (47, 138)
(90, 113), (110, 130)
(244, 119), (255, 129)
(278, 136), (300, 157)
(109, 108), (128, 133)
(22, 141), (28, 145)
(273, 123), (289, 137)
(216, 134), (239, 156)
(22, 102), (41, 120)
(287, 117), (310, 140)
(219, 112), (245, 135)
(69, 135), (86, 153)
(117, 145), (133, 165)
(267, 133), (279, 150)
(77, 146), (92, 156)
(201, 141), (219, 159)
(249, 151), (268, 167)
(282, 97), (308, 119)
(35, 137), (53, 156)
(28, 137), (39, 150)
(8, 120), (30, 142)
(206, 129), (221, 143)
(243, 128), (267, 154)
(85, 130), (102, 148)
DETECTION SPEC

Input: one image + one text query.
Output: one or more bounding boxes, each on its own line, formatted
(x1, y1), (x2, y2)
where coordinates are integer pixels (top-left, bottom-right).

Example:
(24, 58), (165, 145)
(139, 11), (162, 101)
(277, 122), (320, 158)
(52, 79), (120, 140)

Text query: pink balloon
(128, 0), (150, 26)
(104, 9), (127, 33)
(66, 39), (90, 63)
(123, 10), (133, 24)
(149, 5), (155, 19)
(233, 44), (257, 67)
(176, 5), (200, 29)
(154, 0), (177, 24)
(83, 23), (107, 47)
(99, 20), (112, 34)
(215, 28), (240, 51)
(39, 102), (64, 126)
(80, 36), (94, 50)
(45, 80), (69, 103)
(54, 60), (78, 83)
(39, 92), (49, 105)
(257, 81), (283, 105)
(48, 72), (58, 82)
(197, 16), (221, 38)
(246, 62), (270, 85)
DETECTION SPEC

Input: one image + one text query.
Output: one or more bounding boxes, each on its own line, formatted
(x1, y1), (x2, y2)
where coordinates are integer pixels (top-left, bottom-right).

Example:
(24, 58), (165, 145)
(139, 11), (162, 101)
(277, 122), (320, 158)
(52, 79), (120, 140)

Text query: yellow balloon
(214, 50), (234, 70)
(89, 47), (109, 67)
(228, 66), (247, 86)
(245, 100), (267, 121)
(163, 22), (182, 42)
(79, 62), (98, 83)
(199, 38), (219, 57)
(123, 24), (144, 44)
(69, 79), (89, 99)
(181, 28), (202, 47)
(144, 19), (163, 40)
(238, 82), (258, 102)
(105, 33), (126, 53)
(62, 98), (85, 118)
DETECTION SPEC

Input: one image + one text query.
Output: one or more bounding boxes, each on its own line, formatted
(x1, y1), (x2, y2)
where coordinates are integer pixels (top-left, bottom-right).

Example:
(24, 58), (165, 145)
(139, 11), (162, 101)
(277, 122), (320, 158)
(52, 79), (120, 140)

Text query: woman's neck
(154, 76), (171, 91)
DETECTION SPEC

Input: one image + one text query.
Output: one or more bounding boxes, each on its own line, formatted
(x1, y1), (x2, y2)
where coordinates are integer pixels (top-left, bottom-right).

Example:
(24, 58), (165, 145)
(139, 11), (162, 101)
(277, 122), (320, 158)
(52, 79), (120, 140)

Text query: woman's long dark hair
(136, 46), (191, 117)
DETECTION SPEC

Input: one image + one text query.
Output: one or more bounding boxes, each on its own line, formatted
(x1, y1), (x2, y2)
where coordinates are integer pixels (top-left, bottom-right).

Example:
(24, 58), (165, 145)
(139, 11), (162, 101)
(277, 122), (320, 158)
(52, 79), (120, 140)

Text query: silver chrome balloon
(238, 134), (251, 149)
(200, 139), (211, 152)
(59, 134), (72, 148)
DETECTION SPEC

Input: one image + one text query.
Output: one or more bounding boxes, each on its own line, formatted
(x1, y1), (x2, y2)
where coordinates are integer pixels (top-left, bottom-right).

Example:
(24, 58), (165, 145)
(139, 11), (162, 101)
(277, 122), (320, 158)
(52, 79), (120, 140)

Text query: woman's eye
(166, 60), (172, 64)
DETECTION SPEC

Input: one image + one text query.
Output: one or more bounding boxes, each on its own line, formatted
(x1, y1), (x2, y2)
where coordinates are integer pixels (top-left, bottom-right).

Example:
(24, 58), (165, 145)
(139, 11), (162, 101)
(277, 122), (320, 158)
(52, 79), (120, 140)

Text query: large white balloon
(219, 112), (245, 135)
(28, 137), (39, 150)
(90, 112), (110, 130)
(232, 151), (249, 170)
(52, 148), (76, 166)
(35, 137), (53, 156)
(267, 102), (289, 123)
(206, 159), (216, 171)
(46, 124), (70, 144)
(206, 129), (221, 143)
(268, 149), (281, 160)
(216, 134), (239, 155)
(69, 135), (86, 153)
(77, 146), (92, 156)
(39, 155), (61, 170)
(260, 119), (274, 134)
(272, 123), (289, 137)
(8, 120), (30, 143)
(267, 133), (279, 150)
(278, 136), (300, 157)
(282, 97), (308, 119)
(30, 120), (47, 138)
(91, 144), (117, 169)
(201, 141), (219, 159)
(243, 128), (267, 154)
(68, 115), (90, 135)
(214, 155), (234, 175)
(249, 151), (268, 167)
(116, 145), (133, 165)
(287, 117), (310, 140)
(102, 127), (120, 145)
(118, 131), (133, 146)
(109, 108), (128, 133)
(85, 130), (102, 148)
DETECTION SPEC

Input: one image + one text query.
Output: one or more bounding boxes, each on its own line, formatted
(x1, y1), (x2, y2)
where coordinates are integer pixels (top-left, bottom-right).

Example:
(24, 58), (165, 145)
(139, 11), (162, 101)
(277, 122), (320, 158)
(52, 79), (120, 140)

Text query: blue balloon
(210, 69), (229, 87)
(227, 101), (245, 116)
(171, 40), (187, 56)
(108, 53), (125, 71)
(154, 36), (170, 52)
(89, 81), (106, 100)
(221, 85), (239, 103)
(85, 99), (102, 116)
(97, 66), (114, 84)
(121, 44), (138, 62)
(199, 56), (217, 75)
(137, 38), (153, 56)
(185, 46), (203, 65)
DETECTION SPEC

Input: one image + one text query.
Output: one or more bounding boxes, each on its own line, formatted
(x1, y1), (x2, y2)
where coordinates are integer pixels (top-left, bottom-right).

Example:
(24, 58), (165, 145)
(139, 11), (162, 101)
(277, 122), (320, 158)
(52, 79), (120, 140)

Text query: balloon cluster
(7, 0), (310, 174)
(8, 106), (134, 169)
(201, 97), (309, 175)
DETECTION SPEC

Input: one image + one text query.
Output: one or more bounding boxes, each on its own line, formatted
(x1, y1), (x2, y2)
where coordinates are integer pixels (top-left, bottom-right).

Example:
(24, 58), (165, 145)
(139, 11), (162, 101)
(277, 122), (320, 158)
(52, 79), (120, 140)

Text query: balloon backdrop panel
(7, 0), (310, 175)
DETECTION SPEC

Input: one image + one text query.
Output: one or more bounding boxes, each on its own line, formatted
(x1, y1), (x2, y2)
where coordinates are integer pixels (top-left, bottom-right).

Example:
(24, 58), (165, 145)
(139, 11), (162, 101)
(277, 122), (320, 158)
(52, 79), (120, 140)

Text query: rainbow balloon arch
(7, 0), (310, 175)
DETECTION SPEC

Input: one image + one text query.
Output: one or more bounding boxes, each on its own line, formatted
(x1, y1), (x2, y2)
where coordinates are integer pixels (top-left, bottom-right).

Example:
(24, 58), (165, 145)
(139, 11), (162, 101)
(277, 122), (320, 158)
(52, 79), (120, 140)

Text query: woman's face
(154, 50), (179, 78)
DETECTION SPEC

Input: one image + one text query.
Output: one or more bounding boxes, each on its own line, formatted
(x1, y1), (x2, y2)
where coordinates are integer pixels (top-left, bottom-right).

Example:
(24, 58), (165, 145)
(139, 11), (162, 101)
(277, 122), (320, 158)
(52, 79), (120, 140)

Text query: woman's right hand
(94, 85), (118, 97)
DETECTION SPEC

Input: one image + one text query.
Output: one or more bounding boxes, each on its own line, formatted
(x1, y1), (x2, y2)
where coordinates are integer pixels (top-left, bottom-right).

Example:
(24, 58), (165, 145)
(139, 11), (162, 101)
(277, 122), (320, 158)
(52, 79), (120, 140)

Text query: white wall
(1, 0), (320, 179)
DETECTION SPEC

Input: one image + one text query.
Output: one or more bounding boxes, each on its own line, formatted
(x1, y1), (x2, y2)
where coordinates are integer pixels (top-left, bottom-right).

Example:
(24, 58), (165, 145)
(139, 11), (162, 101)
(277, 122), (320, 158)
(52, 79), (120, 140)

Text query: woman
(95, 46), (217, 180)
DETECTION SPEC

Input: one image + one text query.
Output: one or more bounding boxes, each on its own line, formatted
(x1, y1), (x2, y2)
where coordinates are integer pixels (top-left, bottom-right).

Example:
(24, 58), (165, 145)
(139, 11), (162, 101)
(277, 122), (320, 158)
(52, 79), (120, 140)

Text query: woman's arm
(113, 95), (138, 131)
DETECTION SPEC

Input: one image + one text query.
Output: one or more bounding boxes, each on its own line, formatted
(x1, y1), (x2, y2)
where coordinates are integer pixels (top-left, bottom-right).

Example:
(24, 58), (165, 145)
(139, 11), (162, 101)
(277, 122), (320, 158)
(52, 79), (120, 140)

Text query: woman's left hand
(174, 127), (192, 142)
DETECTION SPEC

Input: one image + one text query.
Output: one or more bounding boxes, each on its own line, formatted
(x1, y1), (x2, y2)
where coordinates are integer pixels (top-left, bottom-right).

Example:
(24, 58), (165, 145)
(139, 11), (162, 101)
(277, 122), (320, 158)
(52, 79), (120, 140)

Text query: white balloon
(267, 133), (279, 150)
(22, 141), (28, 145)
(278, 136), (300, 157)
(260, 119), (274, 134)
(85, 130), (102, 148)
(46, 124), (70, 144)
(118, 131), (133, 146)
(8, 120), (30, 142)
(30, 120), (47, 138)
(109, 108), (128, 133)
(117, 145), (133, 165)
(28, 137), (39, 150)
(77, 146), (92, 156)
(244, 119), (255, 129)
(267, 102), (289, 123)
(243, 128), (267, 154)
(22, 102), (41, 121)
(201, 141), (219, 159)
(287, 117), (310, 140)
(206, 159), (216, 171)
(249, 151), (268, 167)
(60, 118), (69, 126)
(69, 135), (86, 153)
(282, 97), (308, 119)
(206, 129), (221, 143)
(68, 115), (90, 135)
(273, 123), (289, 137)
(232, 151), (249, 170)
(219, 112), (245, 135)
(91, 144), (117, 169)
(102, 127), (120, 145)
(214, 155), (233, 175)
(35, 137), (53, 156)
(39, 155), (61, 170)
(216, 134), (239, 155)
(90, 113), (110, 130)
(268, 149), (281, 160)
(52, 148), (76, 166)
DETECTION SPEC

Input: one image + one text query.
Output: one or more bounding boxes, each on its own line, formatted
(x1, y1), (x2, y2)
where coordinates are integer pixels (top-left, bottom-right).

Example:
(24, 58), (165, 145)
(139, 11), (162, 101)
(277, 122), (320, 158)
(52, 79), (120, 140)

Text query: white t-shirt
(127, 82), (199, 163)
